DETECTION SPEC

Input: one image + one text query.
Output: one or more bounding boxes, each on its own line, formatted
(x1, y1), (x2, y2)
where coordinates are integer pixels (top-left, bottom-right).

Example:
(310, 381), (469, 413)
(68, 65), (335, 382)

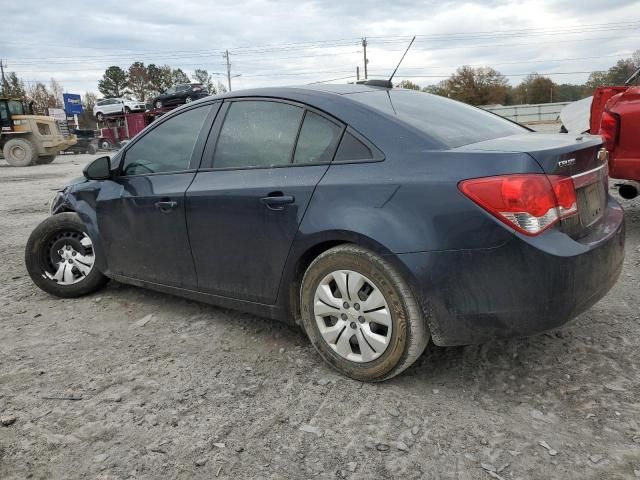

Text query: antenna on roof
(388, 36), (416, 85)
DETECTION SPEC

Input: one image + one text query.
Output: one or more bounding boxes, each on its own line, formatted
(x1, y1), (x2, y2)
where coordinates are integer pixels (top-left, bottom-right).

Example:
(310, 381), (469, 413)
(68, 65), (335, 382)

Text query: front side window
(293, 111), (342, 164)
(121, 105), (211, 176)
(213, 101), (304, 169)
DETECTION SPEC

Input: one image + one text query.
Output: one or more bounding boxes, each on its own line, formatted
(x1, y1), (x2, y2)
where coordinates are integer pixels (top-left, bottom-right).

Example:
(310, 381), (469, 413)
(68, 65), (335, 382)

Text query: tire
(99, 139), (112, 150)
(155, 100), (163, 109)
(25, 212), (108, 298)
(300, 245), (429, 382)
(3, 137), (37, 166)
(185, 96), (193, 103)
(36, 154), (56, 164)
(124, 106), (131, 114)
(87, 144), (98, 155)
(96, 112), (104, 121)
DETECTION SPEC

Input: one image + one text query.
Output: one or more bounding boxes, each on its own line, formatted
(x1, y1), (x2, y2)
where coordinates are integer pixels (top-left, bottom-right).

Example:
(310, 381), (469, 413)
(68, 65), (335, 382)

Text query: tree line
(1, 50), (638, 125)
(97, 63), (226, 101)
(399, 50), (640, 106)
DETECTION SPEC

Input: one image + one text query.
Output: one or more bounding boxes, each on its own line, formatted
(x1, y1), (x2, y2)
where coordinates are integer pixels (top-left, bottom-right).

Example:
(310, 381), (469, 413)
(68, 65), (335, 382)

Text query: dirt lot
(1, 152), (639, 480)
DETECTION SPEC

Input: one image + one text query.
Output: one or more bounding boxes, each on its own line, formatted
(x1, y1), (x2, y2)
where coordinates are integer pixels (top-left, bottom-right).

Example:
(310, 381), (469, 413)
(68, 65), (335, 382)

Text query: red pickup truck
(561, 67), (640, 199)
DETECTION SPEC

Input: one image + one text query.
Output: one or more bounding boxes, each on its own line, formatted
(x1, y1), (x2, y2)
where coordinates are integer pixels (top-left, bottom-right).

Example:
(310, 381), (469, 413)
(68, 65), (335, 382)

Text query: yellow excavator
(0, 98), (76, 166)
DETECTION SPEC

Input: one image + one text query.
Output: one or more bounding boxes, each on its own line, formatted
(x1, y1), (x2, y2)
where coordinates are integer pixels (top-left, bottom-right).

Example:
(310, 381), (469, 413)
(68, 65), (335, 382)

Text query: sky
(2, 0), (639, 98)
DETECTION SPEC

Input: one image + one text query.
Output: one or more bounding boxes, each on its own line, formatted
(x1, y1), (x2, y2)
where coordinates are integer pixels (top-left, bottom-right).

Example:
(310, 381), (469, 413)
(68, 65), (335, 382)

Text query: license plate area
(576, 181), (605, 227)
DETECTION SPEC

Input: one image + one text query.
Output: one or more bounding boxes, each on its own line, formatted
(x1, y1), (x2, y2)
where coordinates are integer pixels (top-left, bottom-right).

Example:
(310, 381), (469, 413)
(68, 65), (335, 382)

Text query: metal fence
(480, 102), (571, 123)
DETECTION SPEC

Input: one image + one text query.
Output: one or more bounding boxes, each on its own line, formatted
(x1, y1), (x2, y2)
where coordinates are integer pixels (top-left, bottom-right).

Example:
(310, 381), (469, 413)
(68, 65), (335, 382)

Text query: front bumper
(397, 198), (625, 346)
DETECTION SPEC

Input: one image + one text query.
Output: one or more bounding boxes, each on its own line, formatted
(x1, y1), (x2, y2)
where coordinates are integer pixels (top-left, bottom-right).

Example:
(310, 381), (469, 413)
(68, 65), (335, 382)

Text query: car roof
(186, 84), (439, 151)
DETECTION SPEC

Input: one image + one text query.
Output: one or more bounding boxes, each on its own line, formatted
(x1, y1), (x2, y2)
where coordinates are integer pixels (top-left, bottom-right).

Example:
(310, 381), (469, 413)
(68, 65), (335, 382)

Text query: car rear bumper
(396, 197), (625, 346)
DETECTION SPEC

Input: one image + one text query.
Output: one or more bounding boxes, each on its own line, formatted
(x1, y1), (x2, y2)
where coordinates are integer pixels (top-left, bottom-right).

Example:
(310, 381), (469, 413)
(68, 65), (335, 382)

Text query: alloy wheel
(313, 270), (392, 363)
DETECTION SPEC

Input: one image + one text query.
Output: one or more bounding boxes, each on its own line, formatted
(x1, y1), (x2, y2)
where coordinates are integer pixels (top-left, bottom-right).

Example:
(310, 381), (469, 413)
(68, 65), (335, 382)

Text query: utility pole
(356, 66), (360, 81)
(550, 85), (553, 103)
(0, 59), (8, 94)
(362, 38), (368, 79)
(223, 50), (232, 92)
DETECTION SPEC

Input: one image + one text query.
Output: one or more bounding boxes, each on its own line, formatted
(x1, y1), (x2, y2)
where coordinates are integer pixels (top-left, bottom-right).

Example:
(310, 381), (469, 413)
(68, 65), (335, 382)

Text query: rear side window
(213, 101), (304, 168)
(122, 105), (211, 175)
(347, 90), (526, 148)
(334, 131), (373, 161)
(293, 112), (342, 164)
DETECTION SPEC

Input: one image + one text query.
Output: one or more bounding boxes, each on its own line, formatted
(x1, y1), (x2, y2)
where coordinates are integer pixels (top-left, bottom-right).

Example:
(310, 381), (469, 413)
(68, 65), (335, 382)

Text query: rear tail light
(598, 110), (619, 152)
(459, 174), (578, 236)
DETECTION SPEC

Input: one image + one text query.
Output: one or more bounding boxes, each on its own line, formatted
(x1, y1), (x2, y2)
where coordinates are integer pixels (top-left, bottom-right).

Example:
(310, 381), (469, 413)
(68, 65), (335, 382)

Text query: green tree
(1, 72), (26, 99)
(434, 66), (509, 105)
(555, 83), (590, 102)
(127, 61), (149, 101)
(98, 66), (128, 98)
(26, 82), (56, 114)
(171, 68), (190, 85)
(398, 79), (421, 91)
(78, 92), (98, 128)
(515, 74), (556, 104)
(147, 64), (172, 94)
(607, 58), (638, 85)
(193, 68), (215, 93)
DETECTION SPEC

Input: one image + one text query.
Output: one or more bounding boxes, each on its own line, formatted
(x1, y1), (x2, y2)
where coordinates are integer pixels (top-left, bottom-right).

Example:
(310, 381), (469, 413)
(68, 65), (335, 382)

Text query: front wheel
(300, 245), (429, 382)
(155, 100), (163, 109)
(96, 112), (104, 121)
(185, 96), (193, 103)
(25, 212), (108, 298)
(3, 138), (36, 166)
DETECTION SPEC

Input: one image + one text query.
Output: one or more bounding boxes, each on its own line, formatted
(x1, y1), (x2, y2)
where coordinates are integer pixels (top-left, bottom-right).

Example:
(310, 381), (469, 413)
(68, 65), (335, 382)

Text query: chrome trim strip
(571, 162), (607, 180)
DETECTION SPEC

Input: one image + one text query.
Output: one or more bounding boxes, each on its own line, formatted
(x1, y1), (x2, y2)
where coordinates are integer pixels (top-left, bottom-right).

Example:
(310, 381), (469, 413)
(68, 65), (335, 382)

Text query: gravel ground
(0, 152), (639, 480)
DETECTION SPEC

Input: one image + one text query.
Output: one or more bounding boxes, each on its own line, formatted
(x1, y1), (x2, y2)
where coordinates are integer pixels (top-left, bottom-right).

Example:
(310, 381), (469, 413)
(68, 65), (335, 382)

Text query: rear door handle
(260, 194), (295, 211)
(154, 200), (178, 212)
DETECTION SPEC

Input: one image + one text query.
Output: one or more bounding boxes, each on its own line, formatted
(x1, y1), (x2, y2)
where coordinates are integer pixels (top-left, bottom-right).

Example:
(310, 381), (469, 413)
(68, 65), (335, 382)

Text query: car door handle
(260, 194), (295, 211)
(155, 200), (178, 212)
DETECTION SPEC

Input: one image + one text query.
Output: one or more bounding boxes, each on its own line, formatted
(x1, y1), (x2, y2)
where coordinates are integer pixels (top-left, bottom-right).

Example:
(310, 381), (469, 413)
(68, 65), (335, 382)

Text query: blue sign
(63, 93), (83, 115)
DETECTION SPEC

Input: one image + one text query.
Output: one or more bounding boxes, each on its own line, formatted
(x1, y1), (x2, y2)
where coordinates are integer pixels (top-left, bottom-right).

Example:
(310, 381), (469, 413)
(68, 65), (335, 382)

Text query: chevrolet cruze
(25, 84), (625, 381)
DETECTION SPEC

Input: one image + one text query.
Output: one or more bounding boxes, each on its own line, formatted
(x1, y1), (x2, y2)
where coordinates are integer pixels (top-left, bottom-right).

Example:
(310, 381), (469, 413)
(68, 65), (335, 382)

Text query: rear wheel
(25, 212), (108, 298)
(36, 154), (57, 164)
(185, 96), (193, 103)
(3, 138), (37, 166)
(300, 245), (429, 381)
(96, 112), (104, 121)
(155, 100), (163, 109)
(99, 139), (112, 150)
(87, 144), (98, 155)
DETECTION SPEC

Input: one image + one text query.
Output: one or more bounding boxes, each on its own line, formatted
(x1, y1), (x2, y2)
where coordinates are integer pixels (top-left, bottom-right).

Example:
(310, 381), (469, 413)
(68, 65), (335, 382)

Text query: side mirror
(83, 156), (112, 180)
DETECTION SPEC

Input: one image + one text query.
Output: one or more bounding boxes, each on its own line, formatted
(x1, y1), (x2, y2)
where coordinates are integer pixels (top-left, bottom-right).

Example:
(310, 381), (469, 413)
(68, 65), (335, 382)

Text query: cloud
(2, 0), (638, 95)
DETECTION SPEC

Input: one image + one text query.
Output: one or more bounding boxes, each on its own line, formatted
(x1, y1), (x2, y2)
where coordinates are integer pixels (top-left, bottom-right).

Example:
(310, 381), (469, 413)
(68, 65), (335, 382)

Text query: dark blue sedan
(25, 84), (625, 381)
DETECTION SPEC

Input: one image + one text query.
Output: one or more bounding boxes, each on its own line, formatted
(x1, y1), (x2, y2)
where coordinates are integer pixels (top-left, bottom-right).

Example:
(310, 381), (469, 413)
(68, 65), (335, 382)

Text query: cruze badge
(558, 158), (576, 168)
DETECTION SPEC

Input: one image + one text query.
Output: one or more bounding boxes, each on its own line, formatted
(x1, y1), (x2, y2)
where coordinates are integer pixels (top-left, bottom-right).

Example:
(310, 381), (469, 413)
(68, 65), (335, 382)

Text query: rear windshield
(346, 89), (526, 148)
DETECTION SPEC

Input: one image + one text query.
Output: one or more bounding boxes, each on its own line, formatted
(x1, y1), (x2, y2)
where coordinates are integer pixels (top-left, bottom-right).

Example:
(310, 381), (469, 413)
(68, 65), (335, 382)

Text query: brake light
(598, 110), (619, 152)
(459, 174), (578, 236)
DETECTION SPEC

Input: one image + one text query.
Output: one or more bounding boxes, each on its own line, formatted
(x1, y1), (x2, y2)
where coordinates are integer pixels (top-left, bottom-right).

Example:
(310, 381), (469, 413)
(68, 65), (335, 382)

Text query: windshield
(346, 89), (527, 148)
(8, 100), (25, 115)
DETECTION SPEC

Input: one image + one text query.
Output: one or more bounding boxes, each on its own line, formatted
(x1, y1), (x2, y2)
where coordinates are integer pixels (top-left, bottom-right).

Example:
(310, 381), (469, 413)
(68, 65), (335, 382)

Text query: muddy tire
(25, 212), (108, 298)
(300, 244), (429, 382)
(36, 154), (57, 164)
(3, 138), (37, 166)
(87, 144), (98, 155)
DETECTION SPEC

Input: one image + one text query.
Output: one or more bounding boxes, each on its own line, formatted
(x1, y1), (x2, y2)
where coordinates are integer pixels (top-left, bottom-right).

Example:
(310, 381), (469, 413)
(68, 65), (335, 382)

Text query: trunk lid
(457, 133), (609, 237)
